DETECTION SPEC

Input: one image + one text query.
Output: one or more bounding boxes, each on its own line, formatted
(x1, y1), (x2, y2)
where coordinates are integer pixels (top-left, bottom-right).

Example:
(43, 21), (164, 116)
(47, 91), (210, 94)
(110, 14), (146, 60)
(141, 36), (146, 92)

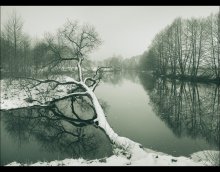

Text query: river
(1, 71), (219, 165)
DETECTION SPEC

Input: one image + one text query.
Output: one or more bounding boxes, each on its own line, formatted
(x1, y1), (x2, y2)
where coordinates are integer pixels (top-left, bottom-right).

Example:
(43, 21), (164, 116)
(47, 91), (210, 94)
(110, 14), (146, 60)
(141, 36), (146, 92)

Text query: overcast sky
(1, 6), (219, 60)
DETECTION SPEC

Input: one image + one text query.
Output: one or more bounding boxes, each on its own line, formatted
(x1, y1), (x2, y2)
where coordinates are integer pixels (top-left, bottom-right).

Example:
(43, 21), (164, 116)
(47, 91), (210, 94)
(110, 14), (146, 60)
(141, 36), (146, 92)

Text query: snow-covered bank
(7, 150), (214, 166)
(0, 77), (74, 110)
(1, 78), (219, 166)
(191, 150), (220, 166)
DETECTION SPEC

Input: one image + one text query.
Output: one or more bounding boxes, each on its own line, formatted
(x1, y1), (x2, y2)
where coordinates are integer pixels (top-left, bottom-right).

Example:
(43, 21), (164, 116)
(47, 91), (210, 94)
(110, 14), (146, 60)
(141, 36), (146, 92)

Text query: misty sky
(1, 6), (219, 60)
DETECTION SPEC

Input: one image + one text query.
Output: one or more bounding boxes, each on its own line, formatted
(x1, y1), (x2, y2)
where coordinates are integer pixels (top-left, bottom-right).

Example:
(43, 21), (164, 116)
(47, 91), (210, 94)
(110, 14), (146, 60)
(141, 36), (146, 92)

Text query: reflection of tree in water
(138, 73), (157, 92)
(102, 70), (139, 85)
(2, 95), (113, 160)
(101, 71), (123, 85)
(139, 74), (220, 150)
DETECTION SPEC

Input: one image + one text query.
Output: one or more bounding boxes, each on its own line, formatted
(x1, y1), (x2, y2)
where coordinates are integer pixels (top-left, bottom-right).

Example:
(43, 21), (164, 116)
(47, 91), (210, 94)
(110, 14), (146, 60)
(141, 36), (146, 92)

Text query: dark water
(1, 71), (220, 165)
(0, 98), (113, 165)
(95, 71), (220, 156)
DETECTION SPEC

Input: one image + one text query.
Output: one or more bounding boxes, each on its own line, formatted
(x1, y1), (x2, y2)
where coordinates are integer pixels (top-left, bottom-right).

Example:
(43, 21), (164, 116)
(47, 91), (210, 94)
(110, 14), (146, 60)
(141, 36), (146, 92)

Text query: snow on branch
(17, 77), (81, 89)
(49, 91), (88, 103)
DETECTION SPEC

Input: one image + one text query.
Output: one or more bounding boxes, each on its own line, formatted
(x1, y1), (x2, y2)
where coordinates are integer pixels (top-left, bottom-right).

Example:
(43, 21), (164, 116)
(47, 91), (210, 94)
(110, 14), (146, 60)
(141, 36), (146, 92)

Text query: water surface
(1, 71), (219, 165)
(95, 71), (220, 156)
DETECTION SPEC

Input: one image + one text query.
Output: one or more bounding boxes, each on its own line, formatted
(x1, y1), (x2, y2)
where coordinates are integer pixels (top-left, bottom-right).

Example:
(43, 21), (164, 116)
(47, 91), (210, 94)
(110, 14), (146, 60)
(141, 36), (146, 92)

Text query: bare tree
(1, 11), (33, 78)
(217, 7), (220, 80)
(140, 12), (220, 83)
(3, 11), (23, 76)
(20, 20), (143, 157)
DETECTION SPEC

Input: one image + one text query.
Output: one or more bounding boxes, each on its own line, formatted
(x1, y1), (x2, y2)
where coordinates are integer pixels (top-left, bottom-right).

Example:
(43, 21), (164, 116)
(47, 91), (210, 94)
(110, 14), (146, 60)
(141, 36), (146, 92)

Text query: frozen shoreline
(1, 78), (218, 166)
(6, 150), (219, 166)
(0, 77), (75, 110)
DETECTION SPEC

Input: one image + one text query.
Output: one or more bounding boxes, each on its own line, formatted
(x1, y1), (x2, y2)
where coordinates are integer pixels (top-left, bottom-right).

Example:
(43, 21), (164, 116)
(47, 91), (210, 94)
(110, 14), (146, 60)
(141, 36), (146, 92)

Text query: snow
(6, 156), (129, 166)
(0, 77), (75, 110)
(1, 78), (219, 166)
(6, 150), (212, 166)
(191, 150), (220, 166)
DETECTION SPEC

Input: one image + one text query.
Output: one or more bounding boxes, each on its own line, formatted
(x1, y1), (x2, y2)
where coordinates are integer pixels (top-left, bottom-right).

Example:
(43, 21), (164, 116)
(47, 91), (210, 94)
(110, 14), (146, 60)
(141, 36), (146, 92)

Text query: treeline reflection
(101, 70), (219, 149)
(139, 73), (220, 149)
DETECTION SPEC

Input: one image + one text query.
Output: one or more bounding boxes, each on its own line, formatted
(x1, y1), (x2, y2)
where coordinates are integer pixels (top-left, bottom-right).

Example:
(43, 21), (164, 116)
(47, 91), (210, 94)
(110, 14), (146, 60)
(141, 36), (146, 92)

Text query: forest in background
(1, 10), (220, 84)
(139, 11), (220, 83)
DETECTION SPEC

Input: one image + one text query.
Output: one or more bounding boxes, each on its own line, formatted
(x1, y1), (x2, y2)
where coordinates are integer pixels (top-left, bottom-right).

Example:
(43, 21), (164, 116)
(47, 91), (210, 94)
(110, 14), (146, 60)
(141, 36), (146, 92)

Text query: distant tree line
(0, 12), (93, 78)
(98, 55), (140, 71)
(1, 11), (139, 80)
(1, 12), (46, 77)
(139, 11), (220, 82)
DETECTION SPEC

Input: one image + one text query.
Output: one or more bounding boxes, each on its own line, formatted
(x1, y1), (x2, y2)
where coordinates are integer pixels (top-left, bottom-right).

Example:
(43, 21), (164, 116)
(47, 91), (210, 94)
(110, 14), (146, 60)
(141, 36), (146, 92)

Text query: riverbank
(0, 76), (75, 110)
(1, 78), (218, 166)
(7, 149), (217, 166)
(143, 72), (220, 85)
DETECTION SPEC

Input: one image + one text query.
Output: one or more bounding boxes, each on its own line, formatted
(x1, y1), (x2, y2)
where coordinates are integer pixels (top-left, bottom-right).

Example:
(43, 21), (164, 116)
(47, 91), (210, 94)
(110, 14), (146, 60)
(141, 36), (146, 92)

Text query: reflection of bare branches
(2, 96), (113, 160)
(8, 20), (124, 157)
(140, 75), (220, 148)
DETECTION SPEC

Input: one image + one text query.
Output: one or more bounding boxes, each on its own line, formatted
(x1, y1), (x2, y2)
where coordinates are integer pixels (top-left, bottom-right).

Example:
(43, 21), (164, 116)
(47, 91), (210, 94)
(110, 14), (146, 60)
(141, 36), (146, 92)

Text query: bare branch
(93, 66), (112, 79)
(92, 79), (101, 91)
(15, 77), (81, 89)
(49, 91), (88, 104)
(84, 77), (97, 85)
(63, 31), (81, 49)
(41, 58), (61, 69)
(83, 66), (112, 89)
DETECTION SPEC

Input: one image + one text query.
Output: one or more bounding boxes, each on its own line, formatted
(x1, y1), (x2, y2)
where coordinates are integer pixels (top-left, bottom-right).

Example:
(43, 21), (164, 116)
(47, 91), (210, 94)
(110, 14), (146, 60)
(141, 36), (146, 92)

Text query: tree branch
(84, 77), (97, 86)
(63, 30), (81, 49)
(93, 66), (112, 79)
(77, 58), (83, 82)
(92, 79), (101, 91)
(15, 77), (81, 90)
(49, 91), (88, 104)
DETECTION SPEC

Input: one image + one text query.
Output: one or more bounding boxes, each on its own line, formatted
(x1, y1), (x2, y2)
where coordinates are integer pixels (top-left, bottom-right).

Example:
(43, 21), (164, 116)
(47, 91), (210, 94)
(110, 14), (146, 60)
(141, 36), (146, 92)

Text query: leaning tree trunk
(82, 83), (145, 158)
